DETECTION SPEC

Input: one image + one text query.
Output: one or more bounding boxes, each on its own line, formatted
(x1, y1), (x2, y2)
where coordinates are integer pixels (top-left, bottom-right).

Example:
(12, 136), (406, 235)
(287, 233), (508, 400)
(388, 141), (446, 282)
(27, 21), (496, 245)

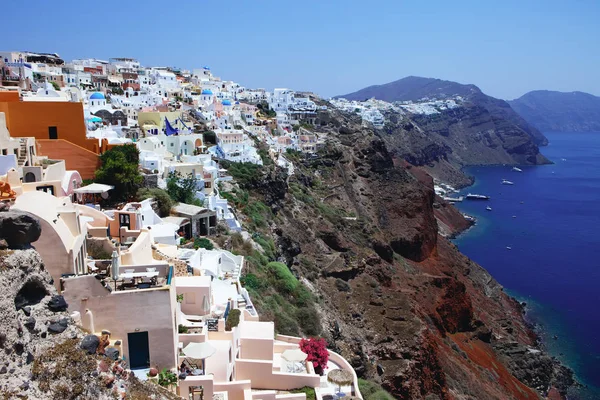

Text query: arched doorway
(24, 172), (36, 183)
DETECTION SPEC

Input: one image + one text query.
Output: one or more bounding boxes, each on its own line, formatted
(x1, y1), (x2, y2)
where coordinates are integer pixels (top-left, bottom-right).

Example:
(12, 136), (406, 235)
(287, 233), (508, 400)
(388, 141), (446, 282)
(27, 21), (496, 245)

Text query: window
(36, 185), (55, 195)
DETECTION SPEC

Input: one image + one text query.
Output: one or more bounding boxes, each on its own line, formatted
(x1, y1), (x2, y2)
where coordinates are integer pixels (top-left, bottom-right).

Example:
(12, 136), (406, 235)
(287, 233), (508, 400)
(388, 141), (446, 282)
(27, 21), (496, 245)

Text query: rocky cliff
(509, 90), (600, 132)
(379, 102), (550, 187)
(337, 76), (548, 146)
(0, 211), (179, 400)
(335, 77), (550, 186)
(226, 108), (573, 400)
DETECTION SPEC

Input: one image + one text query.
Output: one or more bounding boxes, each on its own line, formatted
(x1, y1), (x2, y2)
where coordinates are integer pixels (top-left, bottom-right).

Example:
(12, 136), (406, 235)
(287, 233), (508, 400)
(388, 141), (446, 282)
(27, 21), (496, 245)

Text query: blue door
(128, 331), (150, 369)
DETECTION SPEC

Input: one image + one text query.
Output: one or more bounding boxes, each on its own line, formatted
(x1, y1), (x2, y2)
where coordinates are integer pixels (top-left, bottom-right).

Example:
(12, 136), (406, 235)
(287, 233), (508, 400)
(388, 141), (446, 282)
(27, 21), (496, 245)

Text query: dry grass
(31, 338), (99, 398)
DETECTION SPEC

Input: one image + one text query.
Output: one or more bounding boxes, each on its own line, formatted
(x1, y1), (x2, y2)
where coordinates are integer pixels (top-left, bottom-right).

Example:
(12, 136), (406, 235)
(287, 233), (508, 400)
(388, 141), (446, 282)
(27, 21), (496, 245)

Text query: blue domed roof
(222, 100), (232, 106)
(235, 101), (240, 104)
(201, 89), (213, 95)
(90, 92), (105, 100)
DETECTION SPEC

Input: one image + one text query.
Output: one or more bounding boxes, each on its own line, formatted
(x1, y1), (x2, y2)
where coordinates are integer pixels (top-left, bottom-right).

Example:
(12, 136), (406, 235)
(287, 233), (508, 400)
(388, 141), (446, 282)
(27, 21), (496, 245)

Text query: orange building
(0, 93), (103, 179)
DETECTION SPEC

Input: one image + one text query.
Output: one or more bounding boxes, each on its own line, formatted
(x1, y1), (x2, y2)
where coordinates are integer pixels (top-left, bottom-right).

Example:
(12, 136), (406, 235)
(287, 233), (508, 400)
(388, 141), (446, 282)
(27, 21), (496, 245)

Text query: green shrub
(290, 387), (316, 400)
(254, 236), (275, 259)
(295, 307), (321, 336)
(178, 324), (188, 334)
(241, 273), (262, 290)
(194, 237), (214, 250)
(274, 311), (299, 336)
(369, 390), (395, 400)
(86, 240), (112, 260)
(225, 309), (241, 331)
(157, 368), (177, 388)
(220, 161), (262, 188)
(137, 187), (174, 217)
(267, 262), (298, 294)
(358, 379), (394, 400)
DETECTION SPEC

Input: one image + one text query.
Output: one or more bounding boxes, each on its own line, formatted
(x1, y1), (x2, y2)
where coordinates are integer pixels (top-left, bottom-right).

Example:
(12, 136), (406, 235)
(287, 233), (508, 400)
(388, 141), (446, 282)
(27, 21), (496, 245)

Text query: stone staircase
(17, 138), (27, 167)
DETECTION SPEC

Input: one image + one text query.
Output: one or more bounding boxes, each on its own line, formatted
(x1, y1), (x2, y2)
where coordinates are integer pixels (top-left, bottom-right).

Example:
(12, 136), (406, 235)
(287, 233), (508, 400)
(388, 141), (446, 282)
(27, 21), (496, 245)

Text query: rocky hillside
(509, 90), (600, 132)
(0, 211), (179, 400)
(222, 108), (573, 400)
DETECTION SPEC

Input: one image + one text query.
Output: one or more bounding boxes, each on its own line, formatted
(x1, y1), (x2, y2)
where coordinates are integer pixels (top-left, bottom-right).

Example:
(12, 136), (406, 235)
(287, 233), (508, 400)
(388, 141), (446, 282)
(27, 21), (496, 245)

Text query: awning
(73, 183), (114, 194)
(182, 342), (216, 360)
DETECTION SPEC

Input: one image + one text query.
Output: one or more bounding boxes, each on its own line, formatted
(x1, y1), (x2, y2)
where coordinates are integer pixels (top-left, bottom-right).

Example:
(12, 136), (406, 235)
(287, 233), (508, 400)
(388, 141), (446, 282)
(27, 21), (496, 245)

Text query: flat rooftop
(239, 320), (274, 340)
(175, 275), (211, 288)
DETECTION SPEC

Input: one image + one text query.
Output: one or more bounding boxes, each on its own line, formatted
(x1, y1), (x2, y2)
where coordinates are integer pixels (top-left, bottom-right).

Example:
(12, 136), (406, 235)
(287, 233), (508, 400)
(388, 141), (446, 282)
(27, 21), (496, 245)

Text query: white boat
(512, 167), (523, 172)
(486, 206), (492, 211)
(506, 246), (512, 250)
(443, 196), (464, 203)
(502, 179), (514, 185)
(466, 193), (490, 200)
(512, 215), (517, 218)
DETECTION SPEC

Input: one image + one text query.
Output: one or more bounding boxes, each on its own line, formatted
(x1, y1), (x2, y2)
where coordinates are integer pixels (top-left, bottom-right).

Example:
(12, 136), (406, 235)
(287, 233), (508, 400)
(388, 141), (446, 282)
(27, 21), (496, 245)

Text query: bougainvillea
(299, 337), (329, 373)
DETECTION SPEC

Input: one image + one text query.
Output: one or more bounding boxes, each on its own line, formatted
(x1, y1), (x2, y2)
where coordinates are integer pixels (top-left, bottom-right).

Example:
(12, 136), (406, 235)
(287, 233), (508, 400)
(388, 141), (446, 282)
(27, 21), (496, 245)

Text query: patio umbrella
(73, 183), (114, 194)
(327, 369), (354, 394)
(281, 348), (307, 362)
(182, 342), (216, 359)
(182, 342), (216, 374)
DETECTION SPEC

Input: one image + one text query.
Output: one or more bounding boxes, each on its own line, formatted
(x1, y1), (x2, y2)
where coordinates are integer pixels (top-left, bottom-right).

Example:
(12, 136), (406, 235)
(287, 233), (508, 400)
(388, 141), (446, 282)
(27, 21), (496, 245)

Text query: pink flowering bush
(299, 337), (329, 374)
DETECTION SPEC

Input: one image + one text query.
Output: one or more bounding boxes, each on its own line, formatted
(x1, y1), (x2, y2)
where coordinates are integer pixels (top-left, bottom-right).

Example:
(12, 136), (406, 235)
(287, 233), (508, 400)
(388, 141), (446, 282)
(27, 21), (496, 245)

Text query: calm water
(453, 132), (600, 399)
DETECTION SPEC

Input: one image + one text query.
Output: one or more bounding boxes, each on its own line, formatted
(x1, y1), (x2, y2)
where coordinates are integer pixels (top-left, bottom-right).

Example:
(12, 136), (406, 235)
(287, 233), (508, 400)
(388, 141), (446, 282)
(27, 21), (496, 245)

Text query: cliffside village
(0, 51), (362, 400)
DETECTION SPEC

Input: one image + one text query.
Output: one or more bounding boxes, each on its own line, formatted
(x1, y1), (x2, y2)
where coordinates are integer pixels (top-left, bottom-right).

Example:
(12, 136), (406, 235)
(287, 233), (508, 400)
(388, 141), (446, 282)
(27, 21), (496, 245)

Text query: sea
(453, 132), (600, 400)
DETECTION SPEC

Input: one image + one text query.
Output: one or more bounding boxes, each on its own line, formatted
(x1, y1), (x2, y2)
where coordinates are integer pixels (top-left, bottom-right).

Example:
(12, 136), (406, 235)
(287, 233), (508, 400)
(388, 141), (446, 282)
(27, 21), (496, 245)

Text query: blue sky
(4, 0), (599, 99)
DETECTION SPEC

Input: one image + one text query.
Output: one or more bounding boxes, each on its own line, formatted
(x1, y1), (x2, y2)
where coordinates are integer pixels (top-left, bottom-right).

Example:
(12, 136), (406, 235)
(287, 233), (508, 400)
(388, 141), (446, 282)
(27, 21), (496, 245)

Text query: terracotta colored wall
(0, 101), (94, 151)
(0, 92), (19, 102)
(37, 139), (100, 180)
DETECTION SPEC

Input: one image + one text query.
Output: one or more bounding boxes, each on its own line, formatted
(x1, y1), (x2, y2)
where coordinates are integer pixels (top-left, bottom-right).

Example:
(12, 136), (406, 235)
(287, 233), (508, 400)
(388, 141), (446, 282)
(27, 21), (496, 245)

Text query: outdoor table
(120, 271), (159, 279)
(119, 271), (159, 286)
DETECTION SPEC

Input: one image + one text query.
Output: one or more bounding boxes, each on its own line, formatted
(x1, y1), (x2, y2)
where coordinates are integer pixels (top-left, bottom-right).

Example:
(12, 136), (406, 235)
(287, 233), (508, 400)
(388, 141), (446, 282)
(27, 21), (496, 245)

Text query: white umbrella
(73, 183), (114, 194)
(182, 342), (216, 360)
(182, 342), (216, 374)
(281, 348), (307, 362)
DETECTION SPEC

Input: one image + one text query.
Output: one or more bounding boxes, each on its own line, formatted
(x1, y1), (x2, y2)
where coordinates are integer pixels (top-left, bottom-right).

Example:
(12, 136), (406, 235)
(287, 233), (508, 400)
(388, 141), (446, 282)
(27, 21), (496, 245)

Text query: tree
(50, 81), (60, 91)
(95, 144), (143, 201)
(299, 337), (329, 375)
(137, 188), (174, 217)
(166, 170), (200, 204)
(203, 130), (217, 145)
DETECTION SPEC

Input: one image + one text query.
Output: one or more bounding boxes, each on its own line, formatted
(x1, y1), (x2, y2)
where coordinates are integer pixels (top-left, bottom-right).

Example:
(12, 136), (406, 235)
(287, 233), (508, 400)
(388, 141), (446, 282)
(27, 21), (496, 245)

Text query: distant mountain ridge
(337, 76), (548, 146)
(509, 90), (600, 132)
(337, 76), (480, 102)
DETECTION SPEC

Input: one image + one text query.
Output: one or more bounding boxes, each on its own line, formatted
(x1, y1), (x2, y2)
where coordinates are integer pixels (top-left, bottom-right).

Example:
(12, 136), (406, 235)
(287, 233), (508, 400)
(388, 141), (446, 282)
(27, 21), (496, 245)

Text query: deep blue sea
(453, 132), (600, 400)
